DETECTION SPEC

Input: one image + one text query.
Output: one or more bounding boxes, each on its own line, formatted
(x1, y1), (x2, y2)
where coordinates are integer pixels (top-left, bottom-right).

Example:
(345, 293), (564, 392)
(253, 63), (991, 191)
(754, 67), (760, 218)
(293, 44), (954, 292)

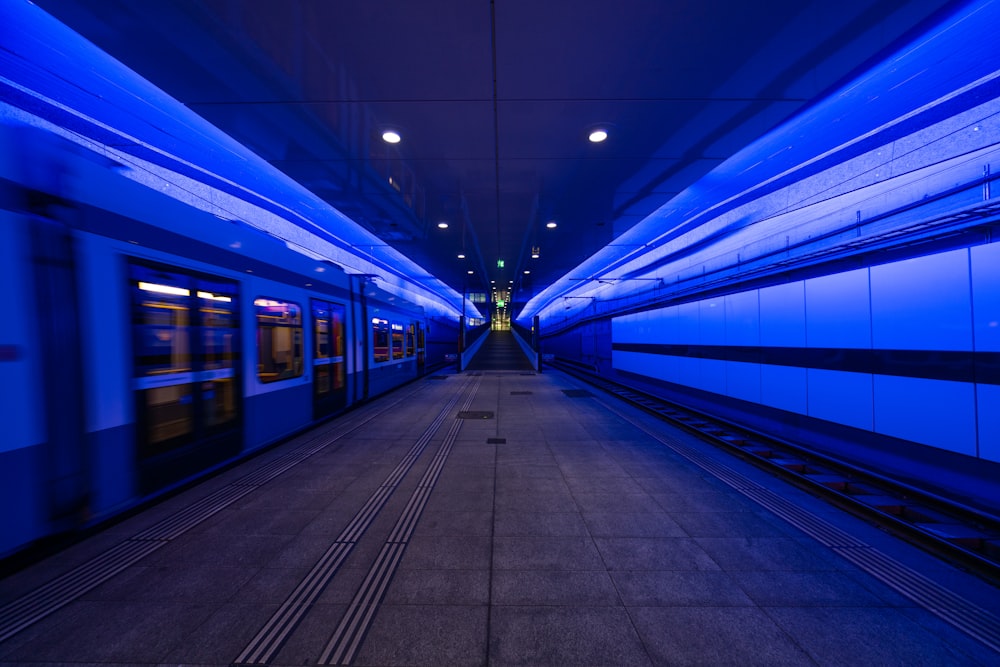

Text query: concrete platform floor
(1, 370), (998, 666)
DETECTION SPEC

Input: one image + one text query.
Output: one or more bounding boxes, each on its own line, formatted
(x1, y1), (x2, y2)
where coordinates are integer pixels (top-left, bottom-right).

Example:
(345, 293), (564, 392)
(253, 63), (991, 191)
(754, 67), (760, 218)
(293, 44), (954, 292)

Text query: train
(0, 118), (461, 561)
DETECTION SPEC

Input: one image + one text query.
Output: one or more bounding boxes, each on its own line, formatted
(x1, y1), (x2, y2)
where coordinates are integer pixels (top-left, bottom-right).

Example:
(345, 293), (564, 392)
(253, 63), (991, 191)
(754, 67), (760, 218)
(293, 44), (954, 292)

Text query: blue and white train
(0, 120), (462, 560)
(0, 1), (471, 560)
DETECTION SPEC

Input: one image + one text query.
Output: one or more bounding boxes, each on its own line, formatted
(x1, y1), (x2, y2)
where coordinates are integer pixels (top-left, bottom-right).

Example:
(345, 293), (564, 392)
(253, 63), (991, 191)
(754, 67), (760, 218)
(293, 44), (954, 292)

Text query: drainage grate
(429, 376), (449, 380)
(487, 438), (507, 444)
(457, 411), (494, 419)
(562, 389), (593, 398)
(510, 391), (533, 395)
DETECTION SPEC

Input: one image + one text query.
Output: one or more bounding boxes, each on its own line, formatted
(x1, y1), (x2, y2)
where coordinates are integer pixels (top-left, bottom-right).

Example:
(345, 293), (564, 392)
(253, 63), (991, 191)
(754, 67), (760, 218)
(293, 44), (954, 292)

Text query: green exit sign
(496, 259), (505, 269)
(496, 299), (505, 308)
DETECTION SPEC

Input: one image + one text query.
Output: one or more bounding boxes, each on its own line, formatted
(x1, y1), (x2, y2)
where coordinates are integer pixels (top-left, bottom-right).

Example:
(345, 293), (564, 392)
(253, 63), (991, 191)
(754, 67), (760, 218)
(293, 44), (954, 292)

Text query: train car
(0, 120), (449, 561)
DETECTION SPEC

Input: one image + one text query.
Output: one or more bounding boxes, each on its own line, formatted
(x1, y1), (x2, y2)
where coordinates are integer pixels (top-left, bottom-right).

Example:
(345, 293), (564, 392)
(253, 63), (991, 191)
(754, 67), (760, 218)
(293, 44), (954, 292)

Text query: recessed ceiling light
(382, 130), (401, 144)
(467, 270), (474, 275)
(546, 221), (557, 229)
(588, 129), (608, 143)
(523, 270), (531, 274)
(437, 221), (449, 229)
(531, 252), (539, 259)
(457, 253), (466, 259)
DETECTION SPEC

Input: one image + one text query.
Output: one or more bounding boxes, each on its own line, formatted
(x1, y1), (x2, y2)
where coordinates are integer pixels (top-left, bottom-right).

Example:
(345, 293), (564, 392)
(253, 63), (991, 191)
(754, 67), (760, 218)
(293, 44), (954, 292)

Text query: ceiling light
(382, 130), (401, 144)
(457, 253), (466, 259)
(546, 221), (557, 229)
(437, 221), (449, 229)
(467, 270), (474, 275)
(588, 129), (608, 143)
(523, 270), (531, 274)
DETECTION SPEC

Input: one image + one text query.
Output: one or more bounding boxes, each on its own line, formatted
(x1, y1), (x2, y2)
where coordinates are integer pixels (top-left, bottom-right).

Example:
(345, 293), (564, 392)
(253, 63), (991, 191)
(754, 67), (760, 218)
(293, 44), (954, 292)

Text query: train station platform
(1, 369), (999, 666)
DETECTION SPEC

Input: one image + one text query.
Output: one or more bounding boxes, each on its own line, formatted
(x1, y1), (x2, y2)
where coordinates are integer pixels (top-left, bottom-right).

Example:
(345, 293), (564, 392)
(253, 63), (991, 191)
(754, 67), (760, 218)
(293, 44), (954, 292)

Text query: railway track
(550, 359), (1000, 586)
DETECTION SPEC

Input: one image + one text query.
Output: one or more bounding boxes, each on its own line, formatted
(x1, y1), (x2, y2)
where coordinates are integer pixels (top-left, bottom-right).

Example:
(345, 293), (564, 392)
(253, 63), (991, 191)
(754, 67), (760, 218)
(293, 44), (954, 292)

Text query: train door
(129, 262), (241, 493)
(415, 322), (426, 375)
(312, 299), (347, 418)
(31, 217), (88, 528)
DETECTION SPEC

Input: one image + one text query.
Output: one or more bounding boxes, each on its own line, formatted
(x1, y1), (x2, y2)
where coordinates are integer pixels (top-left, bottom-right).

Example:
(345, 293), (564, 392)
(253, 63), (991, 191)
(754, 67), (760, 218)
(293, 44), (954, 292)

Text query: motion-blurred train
(0, 119), (460, 560)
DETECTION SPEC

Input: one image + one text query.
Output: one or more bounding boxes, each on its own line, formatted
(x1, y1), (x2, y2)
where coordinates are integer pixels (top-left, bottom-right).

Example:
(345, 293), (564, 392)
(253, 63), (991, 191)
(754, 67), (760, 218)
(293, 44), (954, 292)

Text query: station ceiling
(34, 0), (962, 312)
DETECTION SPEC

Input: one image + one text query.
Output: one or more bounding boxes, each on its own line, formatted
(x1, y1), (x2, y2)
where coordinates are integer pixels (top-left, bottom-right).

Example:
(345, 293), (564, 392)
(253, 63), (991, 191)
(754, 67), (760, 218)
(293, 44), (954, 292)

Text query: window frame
(254, 296), (304, 383)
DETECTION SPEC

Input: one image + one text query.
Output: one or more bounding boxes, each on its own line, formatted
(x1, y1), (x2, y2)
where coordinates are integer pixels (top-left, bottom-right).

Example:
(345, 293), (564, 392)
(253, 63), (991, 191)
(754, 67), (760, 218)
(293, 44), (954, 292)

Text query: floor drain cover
(510, 391), (533, 395)
(562, 389), (593, 398)
(457, 411), (494, 419)
(487, 438), (507, 444)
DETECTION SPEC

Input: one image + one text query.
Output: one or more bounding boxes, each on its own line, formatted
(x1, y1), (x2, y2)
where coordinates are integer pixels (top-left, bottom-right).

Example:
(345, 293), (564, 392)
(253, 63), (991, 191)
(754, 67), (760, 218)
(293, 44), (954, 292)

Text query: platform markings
(317, 378), (479, 665)
(232, 376), (479, 667)
(596, 395), (1000, 654)
(0, 380), (425, 645)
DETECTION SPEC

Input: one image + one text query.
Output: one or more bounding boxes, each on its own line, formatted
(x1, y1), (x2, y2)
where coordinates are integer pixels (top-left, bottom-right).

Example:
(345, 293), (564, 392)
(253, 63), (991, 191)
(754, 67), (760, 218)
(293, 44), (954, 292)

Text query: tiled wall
(612, 243), (1000, 463)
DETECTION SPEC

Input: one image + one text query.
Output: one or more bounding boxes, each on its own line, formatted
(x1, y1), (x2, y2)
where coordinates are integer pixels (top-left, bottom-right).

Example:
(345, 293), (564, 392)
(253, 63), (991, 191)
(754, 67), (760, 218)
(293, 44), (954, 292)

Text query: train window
(315, 302), (331, 361)
(406, 323), (415, 357)
(392, 323), (404, 360)
(133, 269), (194, 448)
(372, 318), (389, 363)
(198, 281), (238, 372)
(133, 273), (193, 377)
(313, 299), (346, 396)
(255, 297), (303, 382)
(198, 283), (239, 429)
(130, 262), (239, 457)
(330, 305), (345, 389)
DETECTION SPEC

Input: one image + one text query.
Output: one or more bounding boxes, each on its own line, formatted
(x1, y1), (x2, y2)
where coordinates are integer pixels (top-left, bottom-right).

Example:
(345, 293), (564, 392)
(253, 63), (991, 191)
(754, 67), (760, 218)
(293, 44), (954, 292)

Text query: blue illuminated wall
(612, 243), (1000, 463)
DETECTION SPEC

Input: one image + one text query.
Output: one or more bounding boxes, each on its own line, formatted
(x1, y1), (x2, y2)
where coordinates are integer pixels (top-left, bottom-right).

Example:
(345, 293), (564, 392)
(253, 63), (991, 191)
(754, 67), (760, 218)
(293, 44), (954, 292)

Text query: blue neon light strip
(521, 0), (1000, 327)
(0, 0), (463, 317)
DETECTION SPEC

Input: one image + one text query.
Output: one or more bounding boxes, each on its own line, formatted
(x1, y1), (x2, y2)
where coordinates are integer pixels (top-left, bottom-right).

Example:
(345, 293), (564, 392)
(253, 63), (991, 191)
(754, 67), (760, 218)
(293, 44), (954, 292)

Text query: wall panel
(977, 384), (1000, 463)
(873, 375), (976, 456)
(727, 360), (762, 403)
(699, 298), (726, 345)
(971, 243), (1000, 352)
(658, 305), (681, 344)
(675, 355), (700, 388)
(612, 312), (638, 342)
(677, 301), (699, 342)
(760, 281), (806, 347)
(807, 368), (873, 430)
(870, 249), (971, 351)
(805, 268), (871, 348)
(698, 357), (727, 395)
(725, 290), (760, 346)
(612, 349), (646, 376)
(761, 365), (808, 414)
(609, 245), (998, 465)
